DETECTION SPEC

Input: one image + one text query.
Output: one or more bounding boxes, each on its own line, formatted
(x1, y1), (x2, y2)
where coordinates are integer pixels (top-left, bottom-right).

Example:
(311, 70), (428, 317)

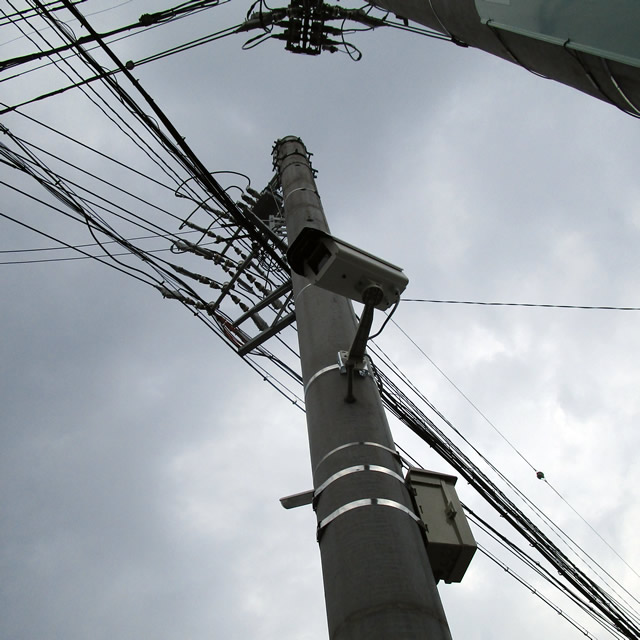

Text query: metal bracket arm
(342, 284), (383, 402)
(236, 312), (295, 356)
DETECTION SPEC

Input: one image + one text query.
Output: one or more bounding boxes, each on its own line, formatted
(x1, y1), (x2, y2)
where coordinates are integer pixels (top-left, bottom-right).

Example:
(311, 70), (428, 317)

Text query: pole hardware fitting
(337, 350), (371, 377)
(304, 363), (341, 396)
(280, 463), (407, 515)
(303, 285), (380, 401)
(312, 464), (406, 508)
(316, 498), (424, 542)
(313, 441), (401, 474)
(342, 284), (383, 403)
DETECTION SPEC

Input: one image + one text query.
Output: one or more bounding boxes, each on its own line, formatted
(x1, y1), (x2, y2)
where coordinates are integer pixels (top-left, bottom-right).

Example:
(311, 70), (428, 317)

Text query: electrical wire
(370, 332), (640, 615)
(5, 5), (258, 280)
(0, 8), (237, 91)
(1, 143), (185, 241)
(403, 449), (618, 638)
(14, 2), (186, 189)
(386, 314), (640, 584)
(0, 208), (159, 287)
(0, 229), (202, 255)
(385, 318), (537, 472)
(3, 117), (291, 373)
(1, 109), (175, 194)
(4, 7), (637, 636)
(0, 242), (198, 265)
(1, 134), (187, 253)
(402, 298), (640, 311)
(1, 12), (152, 72)
(4, 133), (190, 225)
(0, 148), (213, 301)
(464, 505), (637, 635)
(369, 345), (638, 619)
(376, 367), (640, 638)
(369, 297), (399, 340)
(0, 0), (82, 32)
(0, 21), (243, 105)
(477, 542), (612, 640)
(58, 0), (288, 267)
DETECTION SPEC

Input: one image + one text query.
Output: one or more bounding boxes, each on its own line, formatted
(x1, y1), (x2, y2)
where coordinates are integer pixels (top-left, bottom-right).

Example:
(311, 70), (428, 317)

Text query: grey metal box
(406, 468), (477, 584)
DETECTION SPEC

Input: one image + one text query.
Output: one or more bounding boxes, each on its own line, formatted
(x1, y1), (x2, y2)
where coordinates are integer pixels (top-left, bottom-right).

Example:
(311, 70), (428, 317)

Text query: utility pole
(273, 136), (453, 640)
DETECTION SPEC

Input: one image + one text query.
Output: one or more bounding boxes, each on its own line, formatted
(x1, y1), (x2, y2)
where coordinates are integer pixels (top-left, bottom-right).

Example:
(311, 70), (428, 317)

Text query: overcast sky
(2, 1), (640, 639)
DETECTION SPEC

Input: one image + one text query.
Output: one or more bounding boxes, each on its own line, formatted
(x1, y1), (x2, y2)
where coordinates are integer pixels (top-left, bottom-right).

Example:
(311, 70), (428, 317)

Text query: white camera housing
(287, 227), (408, 310)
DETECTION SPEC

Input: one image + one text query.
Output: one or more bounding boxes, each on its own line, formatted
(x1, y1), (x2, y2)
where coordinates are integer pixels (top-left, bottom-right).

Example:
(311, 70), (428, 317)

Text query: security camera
(286, 227), (408, 310)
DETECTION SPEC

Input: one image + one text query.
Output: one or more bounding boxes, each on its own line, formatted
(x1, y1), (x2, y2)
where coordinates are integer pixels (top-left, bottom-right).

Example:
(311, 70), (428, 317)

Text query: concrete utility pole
(273, 136), (453, 640)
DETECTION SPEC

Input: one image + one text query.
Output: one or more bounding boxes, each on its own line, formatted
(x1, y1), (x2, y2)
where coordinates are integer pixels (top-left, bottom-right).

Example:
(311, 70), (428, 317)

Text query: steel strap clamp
(316, 498), (423, 541)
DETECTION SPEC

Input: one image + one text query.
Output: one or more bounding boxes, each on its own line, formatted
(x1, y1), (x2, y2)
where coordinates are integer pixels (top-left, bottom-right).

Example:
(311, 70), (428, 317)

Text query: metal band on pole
(304, 363), (341, 396)
(313, 464), (406, 499)
(317, 498), (423, 538)
(314, 441), (401, 474)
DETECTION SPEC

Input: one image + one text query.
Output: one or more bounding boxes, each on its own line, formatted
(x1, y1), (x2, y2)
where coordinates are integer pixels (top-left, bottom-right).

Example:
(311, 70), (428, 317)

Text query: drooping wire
(0, 230), (200, 255)
(57, 0), (287, 268)
(3, 5), (636, 632)
(369, 297), (399, 340)
(0, 209), (159, 287)
(12, 1), (186, 189)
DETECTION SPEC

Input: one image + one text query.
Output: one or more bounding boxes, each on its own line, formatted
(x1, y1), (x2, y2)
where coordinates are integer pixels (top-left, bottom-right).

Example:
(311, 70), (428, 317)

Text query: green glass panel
(475, 0), (640, 68)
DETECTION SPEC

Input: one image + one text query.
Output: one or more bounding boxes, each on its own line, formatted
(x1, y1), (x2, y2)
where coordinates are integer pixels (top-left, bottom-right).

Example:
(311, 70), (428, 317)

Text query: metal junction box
(405, 468), (477, 584)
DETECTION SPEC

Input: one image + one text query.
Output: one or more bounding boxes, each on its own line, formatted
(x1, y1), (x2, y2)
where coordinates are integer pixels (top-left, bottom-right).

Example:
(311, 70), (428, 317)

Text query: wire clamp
(337, 350), (371, 377)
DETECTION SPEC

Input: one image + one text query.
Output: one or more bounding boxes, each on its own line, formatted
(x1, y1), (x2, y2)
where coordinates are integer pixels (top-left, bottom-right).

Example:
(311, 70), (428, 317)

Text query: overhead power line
(0, 230), (201, 255)
(0, 23), (243, 115)
(377, 366), (640, 640)
(402, 298), (640, 311)
(385, 316), (640, 588)
(56, 0), (287, 265)
(377, 441), (620, 639)
(3, 5), (636, 636)
(476, 543), (605, 640)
